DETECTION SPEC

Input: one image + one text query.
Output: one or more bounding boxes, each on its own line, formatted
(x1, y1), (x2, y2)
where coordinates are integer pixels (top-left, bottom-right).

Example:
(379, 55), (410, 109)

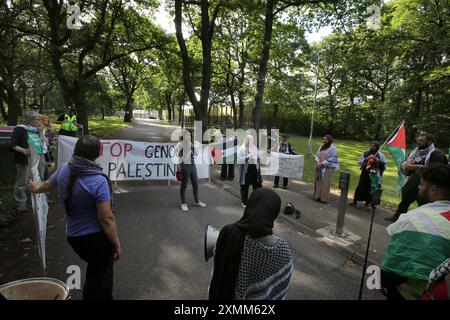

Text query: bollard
(336, 172), (351, 235)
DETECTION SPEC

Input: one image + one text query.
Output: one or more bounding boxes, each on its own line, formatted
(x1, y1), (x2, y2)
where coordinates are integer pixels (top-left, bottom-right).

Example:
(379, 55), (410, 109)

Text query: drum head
(0, 277), (69, 300)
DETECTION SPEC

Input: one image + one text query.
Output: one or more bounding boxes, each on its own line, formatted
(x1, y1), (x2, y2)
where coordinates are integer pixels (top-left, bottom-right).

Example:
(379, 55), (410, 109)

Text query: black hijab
(208, 189), (281, 300)
(364, 141), (381, 157)
(235, 188), (281, 238)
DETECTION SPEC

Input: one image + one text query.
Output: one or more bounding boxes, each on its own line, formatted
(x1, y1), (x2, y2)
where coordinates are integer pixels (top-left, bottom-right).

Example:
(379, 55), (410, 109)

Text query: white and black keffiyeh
(408, 143), (435, 165)
(234, 235), (293, 300)
(427, 258), (450, 298)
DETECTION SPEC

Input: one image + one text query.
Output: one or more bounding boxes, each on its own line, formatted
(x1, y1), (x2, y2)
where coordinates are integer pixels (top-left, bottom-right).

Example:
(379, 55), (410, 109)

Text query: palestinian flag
(386, 121), (407, 194)
(381, 202), (450, 285)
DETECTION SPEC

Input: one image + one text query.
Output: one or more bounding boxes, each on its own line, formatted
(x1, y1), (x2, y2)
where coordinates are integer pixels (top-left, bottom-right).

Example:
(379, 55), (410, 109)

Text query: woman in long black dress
(352, 141), (387, 208)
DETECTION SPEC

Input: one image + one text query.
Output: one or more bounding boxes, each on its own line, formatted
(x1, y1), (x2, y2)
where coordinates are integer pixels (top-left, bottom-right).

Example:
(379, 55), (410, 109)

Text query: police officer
(57, 106), (81, 137)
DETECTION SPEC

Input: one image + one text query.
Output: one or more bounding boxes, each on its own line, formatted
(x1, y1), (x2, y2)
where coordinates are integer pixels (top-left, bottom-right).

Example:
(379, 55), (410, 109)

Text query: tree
(11, 0), (167, 133)
(174, 0), (224, 131)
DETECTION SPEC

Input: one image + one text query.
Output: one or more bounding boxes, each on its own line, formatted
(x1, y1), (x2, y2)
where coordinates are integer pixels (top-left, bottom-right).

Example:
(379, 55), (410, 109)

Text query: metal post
(358, 188), (382, 300)
(336, 172), (350, 235)
(308, 55), (320, 159)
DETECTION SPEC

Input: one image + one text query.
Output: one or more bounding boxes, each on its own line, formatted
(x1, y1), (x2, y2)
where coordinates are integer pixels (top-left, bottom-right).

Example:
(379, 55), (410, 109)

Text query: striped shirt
(234, 235), (293, 300)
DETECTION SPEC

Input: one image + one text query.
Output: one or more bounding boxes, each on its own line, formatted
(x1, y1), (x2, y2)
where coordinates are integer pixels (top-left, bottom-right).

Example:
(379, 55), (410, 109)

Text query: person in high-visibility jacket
(57, 106), (81, 137)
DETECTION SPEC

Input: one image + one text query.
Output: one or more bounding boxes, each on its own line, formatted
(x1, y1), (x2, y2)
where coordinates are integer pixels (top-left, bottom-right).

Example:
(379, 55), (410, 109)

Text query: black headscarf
(364, 141), (381, 157)
(235, 188), (281, 238)
(208, 189), (281, 300)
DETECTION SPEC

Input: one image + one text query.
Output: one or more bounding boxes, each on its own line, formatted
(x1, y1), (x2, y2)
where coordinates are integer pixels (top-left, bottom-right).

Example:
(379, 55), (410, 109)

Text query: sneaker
(282, 186), (287, 190)
(273, 185), (279, 188)
(194, 201), (207, 208)
(181, 204), (188, 212)
(241, 203), (246, 208)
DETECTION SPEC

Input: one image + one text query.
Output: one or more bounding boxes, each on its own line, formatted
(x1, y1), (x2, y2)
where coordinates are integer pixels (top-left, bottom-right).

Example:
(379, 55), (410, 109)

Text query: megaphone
(204, 224), (220, 261)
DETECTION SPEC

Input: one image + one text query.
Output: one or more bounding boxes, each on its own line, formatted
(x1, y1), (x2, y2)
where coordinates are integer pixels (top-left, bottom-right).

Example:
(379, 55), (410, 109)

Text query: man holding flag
(385, 128), (447, 222)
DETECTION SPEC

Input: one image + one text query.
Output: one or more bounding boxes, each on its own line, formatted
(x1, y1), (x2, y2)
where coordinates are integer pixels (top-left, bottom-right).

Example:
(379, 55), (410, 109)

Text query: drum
(0, 277), (70, 300)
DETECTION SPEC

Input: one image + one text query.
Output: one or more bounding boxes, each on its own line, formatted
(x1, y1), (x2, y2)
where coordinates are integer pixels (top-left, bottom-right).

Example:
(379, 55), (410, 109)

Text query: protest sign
(29, 148), (48, 272)
(261, 152), (304, 179)
(57, 136), (211, 180)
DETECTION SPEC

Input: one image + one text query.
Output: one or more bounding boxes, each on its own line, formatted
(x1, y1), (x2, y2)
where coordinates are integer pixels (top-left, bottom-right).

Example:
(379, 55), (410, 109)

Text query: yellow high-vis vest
(61, 114), (78, 131)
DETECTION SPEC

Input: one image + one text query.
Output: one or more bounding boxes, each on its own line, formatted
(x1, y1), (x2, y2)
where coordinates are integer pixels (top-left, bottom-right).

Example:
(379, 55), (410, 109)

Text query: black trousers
(67, 231), (114, 300)
(274, 176), (288, 187)
(394, 172), (421, 220)
(240, 164), (261, 205)
(220, 164), (235, 180)
(180, 163), (199, 204)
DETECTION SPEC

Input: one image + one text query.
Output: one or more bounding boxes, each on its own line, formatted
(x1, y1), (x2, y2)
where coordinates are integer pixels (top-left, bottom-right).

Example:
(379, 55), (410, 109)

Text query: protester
(352, 141), (387, 208)
(238, 135), (262, 208)
(314, 135), (339, 203)
(175, 131), (207, 212)
(27, 135), (121, 300)
(29, 102), (40, 113)
(10, 111), (46, 212)
(209, 188), (293, 300)
(273, 133), (296, 189)
(39, 114), (56, 161)
(57, 105), (81, 137)
(385, 133), (448, 222)
(30, 104), (56, 177)
(380, 164), (450, 300)
(213, 121), (235, 181)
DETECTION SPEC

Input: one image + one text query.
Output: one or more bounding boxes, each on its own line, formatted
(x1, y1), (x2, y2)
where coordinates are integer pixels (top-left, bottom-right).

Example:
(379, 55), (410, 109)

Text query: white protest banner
(57, 135), (211, 180)
(29, 148), (48, 272)
(261, 152), (304, 179)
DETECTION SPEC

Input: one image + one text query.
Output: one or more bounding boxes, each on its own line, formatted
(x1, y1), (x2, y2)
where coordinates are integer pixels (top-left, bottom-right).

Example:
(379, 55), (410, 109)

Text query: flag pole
(379, 120), (405, 151)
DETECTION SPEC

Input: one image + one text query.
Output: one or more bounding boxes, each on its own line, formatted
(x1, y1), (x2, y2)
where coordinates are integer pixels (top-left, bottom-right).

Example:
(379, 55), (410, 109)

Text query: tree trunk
(6, 87), (20, 126)
(231, 102), (238, 130)
(165, 92), (173, 121)
(327, 85), (334, 135)
(238, 90), (245, 129)
(252, 0), (275, 133)
(178, 103), (183, 124)
(0, 98), (8, 122)
(228, 83), (238, 130)
(272, 104), (279, 129)
(175, 0), (221, 135)
(39, 94), (44, 112)
(124, 96), (133, 123)
(174, 0), (201, 118)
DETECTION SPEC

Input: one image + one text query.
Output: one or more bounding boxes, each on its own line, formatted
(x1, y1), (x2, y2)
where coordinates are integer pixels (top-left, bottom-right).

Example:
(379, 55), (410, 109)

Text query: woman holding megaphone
(208, 188), (293, 300)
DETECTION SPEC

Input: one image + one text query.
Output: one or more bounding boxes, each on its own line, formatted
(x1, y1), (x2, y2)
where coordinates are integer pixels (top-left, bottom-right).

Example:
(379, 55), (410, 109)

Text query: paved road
(41, 119), (383, 300)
